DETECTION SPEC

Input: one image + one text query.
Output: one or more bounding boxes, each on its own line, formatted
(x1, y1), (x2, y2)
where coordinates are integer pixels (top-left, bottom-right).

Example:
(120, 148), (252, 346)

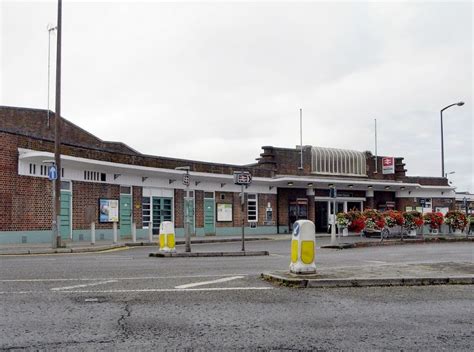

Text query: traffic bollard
(159, 221), (176, 253)
(148, 226), (153, 243)
(132, 222), (137, 243)
(113, 222), (118, 244)
(290, 220), (317, 274)
(91, 222), (95, 245)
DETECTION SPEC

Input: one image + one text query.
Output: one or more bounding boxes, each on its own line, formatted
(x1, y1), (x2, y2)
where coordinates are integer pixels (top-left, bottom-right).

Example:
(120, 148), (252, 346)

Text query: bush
(403, 211), (424, 230)
(346, 210), (365, 233)
(363, 209), (385, 230)
(444, 211), (468, 230)
(423, 212), (444, 230)
(383, 210), (404, 228)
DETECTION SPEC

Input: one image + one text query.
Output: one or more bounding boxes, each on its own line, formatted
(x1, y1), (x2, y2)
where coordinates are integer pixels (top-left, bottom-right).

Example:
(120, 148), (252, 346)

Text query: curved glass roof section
(311, 147), (367, 176)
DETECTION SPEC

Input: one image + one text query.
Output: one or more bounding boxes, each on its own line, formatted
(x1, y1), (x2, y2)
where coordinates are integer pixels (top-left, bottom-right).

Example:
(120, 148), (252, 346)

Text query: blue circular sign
(292, 223), (300, 237)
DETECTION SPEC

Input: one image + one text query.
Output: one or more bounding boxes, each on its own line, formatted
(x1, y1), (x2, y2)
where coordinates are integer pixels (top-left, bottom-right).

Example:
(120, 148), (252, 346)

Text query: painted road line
(60, 287), (272, 293)
(51, 280), (118, 291)
(0, 273), (248, 283)
(365, 260), (387, 264)
(175, 276), (245, 289)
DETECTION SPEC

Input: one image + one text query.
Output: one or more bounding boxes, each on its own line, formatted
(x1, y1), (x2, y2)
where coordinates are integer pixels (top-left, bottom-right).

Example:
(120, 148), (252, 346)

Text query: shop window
(247, 194), (258, 222)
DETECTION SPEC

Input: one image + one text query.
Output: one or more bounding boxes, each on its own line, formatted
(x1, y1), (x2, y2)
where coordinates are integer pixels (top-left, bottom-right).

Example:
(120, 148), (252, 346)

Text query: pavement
(1, 232), (471, 256)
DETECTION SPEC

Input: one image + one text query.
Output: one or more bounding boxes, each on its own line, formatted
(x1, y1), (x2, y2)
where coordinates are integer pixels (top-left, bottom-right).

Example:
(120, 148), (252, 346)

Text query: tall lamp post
(46, 24), (57, 127)
(440, 101), (464, 178)
(176, 166), (191, 252)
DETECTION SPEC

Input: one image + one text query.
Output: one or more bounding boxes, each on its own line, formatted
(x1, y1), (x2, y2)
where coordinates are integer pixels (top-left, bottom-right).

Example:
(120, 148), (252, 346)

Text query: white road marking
(365, 260), (387, 264)
(175, 276), (245, 289)
(51, 280), (118, 291)
(0, 273), (248, 283)
(61, 287), (272, 293)
(85, 298), (99, 302)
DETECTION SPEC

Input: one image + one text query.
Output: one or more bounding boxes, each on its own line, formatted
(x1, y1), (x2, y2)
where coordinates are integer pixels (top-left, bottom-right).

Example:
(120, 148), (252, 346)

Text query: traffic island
(149, 250), (269, 258)
(262, 261), (474, 288)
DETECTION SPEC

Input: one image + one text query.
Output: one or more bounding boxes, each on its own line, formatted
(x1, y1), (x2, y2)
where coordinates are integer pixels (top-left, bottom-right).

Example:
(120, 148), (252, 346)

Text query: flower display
(346, 210), (366, 233)
(362, 209), (386, 230)
(444, 211), (468, 231)
(383, 210), (405, 228)
(423, 212), (444, 230)
(402, 211), (424, 230)
(336, 212), (350, 228)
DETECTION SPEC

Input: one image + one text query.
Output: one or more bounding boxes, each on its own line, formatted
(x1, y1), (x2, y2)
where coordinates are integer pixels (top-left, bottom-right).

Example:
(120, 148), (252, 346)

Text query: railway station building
(0, 106), (456, 243)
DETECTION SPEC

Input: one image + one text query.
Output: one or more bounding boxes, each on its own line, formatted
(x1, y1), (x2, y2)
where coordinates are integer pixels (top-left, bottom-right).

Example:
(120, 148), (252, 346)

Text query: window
(120, 186), (132, 194)
(152, 197), (173, 231)
(204, 192), (214, 199)
(29, 163), (36, 175)
(60, 181), (71, 191)
(83, 170), (106, 182)
(142, 197), (151, 228)
(247, 194), (258, 222)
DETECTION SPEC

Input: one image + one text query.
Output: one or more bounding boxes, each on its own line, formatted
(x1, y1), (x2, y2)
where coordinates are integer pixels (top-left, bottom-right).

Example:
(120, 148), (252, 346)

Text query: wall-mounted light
(307, 183), (313, 187)
(400, 186), (405, 190)
(287, 181), (294, 186)
(367, 185), (373, 189)
(348, 184), (353, 188)
(385, 186), (390, 190)
(328, 183), (334, 187)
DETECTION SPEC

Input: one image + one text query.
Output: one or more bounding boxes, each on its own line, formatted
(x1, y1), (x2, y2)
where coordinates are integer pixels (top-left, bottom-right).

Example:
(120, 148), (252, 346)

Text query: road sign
(233, 171), (252, 185)
(48, 165), (57, 181)
(182, 174), (190, 186)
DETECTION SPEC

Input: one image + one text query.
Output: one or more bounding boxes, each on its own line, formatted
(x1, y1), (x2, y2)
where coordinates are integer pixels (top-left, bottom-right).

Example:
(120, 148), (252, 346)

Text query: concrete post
(113, 222), (118, 244)
(91, 222), (95, 245)
(148, 226), (153, 243)
(132, 222), (137, 243)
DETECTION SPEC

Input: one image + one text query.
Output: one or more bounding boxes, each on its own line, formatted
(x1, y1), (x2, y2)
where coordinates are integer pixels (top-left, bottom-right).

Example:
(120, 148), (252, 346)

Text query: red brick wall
(72, 181), (119, 230)
(174, 189), (184, 228)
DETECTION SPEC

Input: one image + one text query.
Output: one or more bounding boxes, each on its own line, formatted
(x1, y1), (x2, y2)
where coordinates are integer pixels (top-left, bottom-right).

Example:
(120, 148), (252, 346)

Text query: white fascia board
(17, 148), (271, 187)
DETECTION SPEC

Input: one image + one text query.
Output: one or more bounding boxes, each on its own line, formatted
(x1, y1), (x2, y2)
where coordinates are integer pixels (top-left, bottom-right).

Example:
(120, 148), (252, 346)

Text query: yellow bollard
(159, 221), (176, 253)
(290, 220), (316, 274)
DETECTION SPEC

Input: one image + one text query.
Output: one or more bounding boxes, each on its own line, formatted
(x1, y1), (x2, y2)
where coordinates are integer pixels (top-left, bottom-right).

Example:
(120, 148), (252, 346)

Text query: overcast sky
(1, 1), (473, 191)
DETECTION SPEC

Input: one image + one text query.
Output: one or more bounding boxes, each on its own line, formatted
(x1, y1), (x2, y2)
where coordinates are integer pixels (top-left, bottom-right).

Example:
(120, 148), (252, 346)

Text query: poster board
(99, 199), (119, 223)
(217, 203), (232, 222)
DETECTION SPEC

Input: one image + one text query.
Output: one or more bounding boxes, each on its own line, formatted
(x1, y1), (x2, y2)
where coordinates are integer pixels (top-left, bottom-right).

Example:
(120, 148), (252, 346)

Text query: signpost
(44, 162), (60, 249)
(234, 171), (252, 251)
(176, 166), (192, 252)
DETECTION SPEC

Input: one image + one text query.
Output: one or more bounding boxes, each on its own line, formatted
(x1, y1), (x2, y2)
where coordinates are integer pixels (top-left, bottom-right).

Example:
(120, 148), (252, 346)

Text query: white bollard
(290, 220), (317, 274)
(113, 222), (118, 244)
(91, 222), (96, 245)
(132, 222), (137, 243)
(159, 221), (176, 253)
(148, 226), (153, 243)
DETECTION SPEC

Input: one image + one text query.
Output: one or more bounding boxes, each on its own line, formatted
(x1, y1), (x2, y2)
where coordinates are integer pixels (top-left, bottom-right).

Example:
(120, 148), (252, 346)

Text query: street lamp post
(440, 101), (464, 178)
(46, 24), (57, 127)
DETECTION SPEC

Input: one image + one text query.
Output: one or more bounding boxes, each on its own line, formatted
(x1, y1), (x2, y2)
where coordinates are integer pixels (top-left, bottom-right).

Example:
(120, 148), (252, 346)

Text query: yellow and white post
(159, 221), (176, 253)
(290, 220), (316, 274)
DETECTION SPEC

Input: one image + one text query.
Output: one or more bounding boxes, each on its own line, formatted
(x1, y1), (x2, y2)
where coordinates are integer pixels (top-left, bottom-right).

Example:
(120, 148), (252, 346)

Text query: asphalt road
(1, 240), (473, 350)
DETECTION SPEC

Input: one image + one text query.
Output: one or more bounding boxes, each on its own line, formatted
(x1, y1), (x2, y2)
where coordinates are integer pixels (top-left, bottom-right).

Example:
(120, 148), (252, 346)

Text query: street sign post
(234, 171), (252, 251)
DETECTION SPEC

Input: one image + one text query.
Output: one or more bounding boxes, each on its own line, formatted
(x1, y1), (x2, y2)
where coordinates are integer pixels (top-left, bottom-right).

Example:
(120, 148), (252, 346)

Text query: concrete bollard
(290, 220), (317, 274)
(91, 222), (96, 245)
(159, 221), (176, 253)
(132, 222), (137, 243)
(148, 226), (153, 243)
(113, 222), (118, 244)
